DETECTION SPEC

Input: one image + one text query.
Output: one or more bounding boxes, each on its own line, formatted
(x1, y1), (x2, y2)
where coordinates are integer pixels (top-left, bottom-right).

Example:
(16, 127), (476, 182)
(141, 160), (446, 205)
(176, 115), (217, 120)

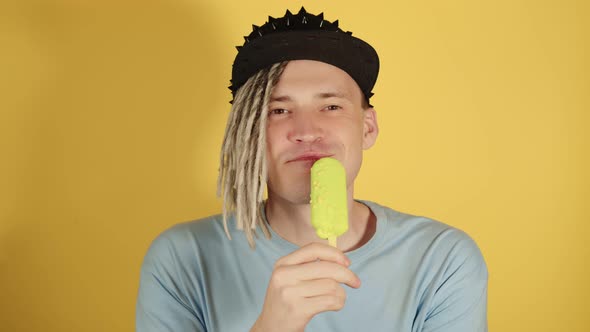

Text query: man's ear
(362, 108), (379, 150)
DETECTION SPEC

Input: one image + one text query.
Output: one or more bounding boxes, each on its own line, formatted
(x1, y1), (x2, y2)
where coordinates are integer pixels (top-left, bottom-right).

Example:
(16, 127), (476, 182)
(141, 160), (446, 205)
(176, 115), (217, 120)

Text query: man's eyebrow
(314, 91), (349, 99)
(269, 95), (292, 102)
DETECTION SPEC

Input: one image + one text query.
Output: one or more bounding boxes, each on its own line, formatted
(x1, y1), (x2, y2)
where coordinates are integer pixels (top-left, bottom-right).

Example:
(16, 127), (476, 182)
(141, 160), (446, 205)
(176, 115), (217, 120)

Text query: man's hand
(250, 242), (361, 332)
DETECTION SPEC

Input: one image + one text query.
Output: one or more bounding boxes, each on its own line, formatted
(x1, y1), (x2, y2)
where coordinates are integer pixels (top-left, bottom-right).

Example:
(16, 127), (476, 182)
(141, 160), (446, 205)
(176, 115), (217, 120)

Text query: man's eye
(325, 105), (341, 111)
(269, 108), (288, 115)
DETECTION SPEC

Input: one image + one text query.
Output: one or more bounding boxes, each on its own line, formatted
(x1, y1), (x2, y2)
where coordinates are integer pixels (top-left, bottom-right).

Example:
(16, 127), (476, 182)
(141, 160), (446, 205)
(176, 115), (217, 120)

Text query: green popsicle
(310, 157), (349, 247)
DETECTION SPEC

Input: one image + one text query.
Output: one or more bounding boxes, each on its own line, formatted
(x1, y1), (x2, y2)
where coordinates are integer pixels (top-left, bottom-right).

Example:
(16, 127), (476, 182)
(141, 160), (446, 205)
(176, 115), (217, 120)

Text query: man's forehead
(270, 60), (362, 102)
(270, 91), (352, 102)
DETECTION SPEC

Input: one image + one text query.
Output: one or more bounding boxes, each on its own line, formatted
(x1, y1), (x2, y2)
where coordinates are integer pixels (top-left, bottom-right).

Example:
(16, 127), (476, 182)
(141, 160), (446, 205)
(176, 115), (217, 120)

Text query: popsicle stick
(328, 237), (337, 248)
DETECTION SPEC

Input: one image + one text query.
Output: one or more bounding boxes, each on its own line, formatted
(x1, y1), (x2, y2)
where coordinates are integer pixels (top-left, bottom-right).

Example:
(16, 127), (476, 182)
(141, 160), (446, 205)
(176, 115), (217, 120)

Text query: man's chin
(284, 193), (312, 205)
(294, 195), (312, 205)
(267, 189), (311, 206)
(285, 160), (316, 173)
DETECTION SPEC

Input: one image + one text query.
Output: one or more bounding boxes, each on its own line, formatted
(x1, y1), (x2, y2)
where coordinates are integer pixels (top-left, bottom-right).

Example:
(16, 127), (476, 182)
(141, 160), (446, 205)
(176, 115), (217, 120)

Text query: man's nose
(287, 113), (323, 143)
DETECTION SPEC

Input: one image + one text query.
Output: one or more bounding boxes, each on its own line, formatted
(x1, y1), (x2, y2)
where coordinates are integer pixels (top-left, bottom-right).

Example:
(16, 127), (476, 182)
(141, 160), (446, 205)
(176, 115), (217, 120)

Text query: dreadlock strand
(244, 89), (266, 232)
(218, 82), (248, 203)
(233, 72), (263, 232)
(220, 86), (250, 234)
(217, 102), (237, 196)
(256, 63), (288, 237)
(217, 62), (289, 248)
(236, 72), (267, 236)
(251, 62), (288, 233)
(218, 86), (251, 237)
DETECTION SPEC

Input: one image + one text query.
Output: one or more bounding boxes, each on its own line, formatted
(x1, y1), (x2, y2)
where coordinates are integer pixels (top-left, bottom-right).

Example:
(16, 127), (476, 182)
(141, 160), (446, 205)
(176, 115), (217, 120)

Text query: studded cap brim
(229, 7), (379, 105)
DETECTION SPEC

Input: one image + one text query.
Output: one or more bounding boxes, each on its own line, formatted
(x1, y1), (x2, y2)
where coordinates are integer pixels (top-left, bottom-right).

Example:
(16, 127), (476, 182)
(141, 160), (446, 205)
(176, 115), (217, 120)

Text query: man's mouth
(288, 153), (332, 163)
(286, 154), (333, 172)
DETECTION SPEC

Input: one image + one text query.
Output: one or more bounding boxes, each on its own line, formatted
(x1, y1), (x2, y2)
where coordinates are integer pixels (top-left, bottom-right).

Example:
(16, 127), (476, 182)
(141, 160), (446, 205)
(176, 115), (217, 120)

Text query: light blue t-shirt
(136, 200), (488, 331)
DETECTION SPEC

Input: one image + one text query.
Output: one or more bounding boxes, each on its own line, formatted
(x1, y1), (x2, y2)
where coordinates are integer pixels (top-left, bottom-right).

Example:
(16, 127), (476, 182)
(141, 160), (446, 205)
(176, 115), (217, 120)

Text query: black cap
(230, 7), (379, 105)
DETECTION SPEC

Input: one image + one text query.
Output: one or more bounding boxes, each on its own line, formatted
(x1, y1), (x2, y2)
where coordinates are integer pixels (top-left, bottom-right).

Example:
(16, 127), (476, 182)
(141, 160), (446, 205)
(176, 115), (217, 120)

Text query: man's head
(265, 60), (378, 207)
(218, 8), (379, 248)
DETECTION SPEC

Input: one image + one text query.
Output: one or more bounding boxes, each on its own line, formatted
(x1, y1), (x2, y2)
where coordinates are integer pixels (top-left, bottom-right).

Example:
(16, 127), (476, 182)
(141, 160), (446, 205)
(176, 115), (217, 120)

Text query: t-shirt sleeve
(135, 231), (206, 332)
(420, 230), (489, 332)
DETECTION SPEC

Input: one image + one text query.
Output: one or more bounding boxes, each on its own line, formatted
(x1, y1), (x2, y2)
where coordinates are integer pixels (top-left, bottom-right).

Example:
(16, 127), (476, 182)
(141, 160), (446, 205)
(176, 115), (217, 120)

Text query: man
(136, 7), (488, 332)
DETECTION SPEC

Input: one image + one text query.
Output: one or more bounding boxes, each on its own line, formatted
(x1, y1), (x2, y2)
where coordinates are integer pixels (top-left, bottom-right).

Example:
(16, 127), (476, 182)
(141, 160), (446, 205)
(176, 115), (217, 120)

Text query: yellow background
(1, 0), (588, 331)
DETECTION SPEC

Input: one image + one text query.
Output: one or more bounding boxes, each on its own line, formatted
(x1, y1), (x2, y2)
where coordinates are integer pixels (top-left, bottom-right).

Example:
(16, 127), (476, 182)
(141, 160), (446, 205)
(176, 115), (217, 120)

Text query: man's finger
(291, 279), (348, 298)
(288, 261), (361, 289)
(274, 242), (351, 268)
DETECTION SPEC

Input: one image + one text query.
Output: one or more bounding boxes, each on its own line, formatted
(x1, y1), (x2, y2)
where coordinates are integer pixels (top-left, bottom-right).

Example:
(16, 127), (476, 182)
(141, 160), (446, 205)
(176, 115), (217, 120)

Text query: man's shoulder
(365, 200), (486, 264)
(150, 213), (223, 243)
(364, 200), (465, 236)
(165, 213), (227, 240)
(141, 213), (230, 266)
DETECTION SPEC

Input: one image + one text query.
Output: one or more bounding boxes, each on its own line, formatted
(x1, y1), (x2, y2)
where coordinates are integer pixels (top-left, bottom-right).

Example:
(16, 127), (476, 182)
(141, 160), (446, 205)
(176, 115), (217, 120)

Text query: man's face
(265, 60), (379, 205)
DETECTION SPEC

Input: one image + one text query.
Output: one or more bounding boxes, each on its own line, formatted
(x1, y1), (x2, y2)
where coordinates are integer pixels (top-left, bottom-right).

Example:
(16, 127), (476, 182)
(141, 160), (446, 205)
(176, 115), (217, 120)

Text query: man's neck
(264, 193), (376, 252)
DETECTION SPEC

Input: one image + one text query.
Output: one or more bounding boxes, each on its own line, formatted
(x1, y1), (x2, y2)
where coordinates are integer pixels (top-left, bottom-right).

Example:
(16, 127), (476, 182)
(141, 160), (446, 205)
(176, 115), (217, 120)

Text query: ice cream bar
(310, 157), (348, 247)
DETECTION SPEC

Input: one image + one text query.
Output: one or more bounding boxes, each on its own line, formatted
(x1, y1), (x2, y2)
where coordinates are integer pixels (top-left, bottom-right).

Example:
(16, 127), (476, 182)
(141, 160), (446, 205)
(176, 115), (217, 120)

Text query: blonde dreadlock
(217, 61), (288, 249)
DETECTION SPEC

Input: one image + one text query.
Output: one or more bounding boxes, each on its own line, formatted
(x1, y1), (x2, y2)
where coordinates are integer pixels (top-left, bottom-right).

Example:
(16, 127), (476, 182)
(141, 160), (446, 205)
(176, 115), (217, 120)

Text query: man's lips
(287, 153), (332, 163)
